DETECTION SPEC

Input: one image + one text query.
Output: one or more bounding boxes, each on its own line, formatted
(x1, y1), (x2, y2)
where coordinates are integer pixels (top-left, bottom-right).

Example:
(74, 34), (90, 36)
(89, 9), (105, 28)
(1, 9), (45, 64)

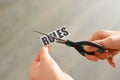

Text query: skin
(30, 30), (120, 80)
(30, 46), (74, 80)
(85, 30), (120, 68)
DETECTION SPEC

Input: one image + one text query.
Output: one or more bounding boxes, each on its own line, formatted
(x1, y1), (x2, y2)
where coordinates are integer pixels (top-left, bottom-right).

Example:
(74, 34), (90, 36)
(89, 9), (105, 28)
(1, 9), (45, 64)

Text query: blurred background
(0, 0), (120, 80)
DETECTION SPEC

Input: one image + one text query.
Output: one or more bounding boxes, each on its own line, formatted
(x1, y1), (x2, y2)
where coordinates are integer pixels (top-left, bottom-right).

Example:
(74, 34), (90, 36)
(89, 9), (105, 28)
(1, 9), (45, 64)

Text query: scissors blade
(34, 30), (66, 43)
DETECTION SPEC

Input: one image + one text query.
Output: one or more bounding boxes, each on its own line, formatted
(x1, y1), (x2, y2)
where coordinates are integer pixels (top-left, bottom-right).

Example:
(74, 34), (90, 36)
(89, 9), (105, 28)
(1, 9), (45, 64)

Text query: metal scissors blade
(34, 30), (67, 44)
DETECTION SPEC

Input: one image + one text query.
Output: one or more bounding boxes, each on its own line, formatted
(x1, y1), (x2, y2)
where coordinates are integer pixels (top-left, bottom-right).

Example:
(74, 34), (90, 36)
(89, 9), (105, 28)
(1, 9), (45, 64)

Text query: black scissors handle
(65, 40), (105, 56)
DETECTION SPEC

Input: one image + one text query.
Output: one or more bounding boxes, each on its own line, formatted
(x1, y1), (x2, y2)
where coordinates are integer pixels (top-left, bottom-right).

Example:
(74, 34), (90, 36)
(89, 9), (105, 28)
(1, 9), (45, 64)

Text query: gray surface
(0, 0), (120, 80)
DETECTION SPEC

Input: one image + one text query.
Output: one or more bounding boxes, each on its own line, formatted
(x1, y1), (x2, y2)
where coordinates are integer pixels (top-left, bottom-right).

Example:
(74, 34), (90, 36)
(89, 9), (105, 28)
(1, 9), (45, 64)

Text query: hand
(30, 46), (74, 80)
(85, 30), (120, 68)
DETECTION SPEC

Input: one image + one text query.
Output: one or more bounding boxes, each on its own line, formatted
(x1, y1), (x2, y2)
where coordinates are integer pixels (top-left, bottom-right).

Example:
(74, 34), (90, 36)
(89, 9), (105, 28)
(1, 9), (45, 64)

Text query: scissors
(34, 30), (105, 56)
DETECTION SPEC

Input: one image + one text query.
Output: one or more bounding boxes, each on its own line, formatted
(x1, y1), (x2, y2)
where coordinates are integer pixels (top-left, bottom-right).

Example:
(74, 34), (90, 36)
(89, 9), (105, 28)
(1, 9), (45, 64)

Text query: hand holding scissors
(34, 30), (105, 56)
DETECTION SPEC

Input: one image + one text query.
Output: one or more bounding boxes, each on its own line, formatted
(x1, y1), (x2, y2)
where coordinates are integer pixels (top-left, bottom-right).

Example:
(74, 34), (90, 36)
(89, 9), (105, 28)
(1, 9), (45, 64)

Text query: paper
(40, 26), (69, 46)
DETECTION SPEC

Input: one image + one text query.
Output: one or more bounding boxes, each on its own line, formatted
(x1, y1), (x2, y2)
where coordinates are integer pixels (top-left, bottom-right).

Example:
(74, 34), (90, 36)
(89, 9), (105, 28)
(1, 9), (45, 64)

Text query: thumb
(39, 45), (52, 62)
(85, 38), (112, 52)
(31, 46), (50, 69)
(39, 46), (63, 72)
(93, 38), (113, 49)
